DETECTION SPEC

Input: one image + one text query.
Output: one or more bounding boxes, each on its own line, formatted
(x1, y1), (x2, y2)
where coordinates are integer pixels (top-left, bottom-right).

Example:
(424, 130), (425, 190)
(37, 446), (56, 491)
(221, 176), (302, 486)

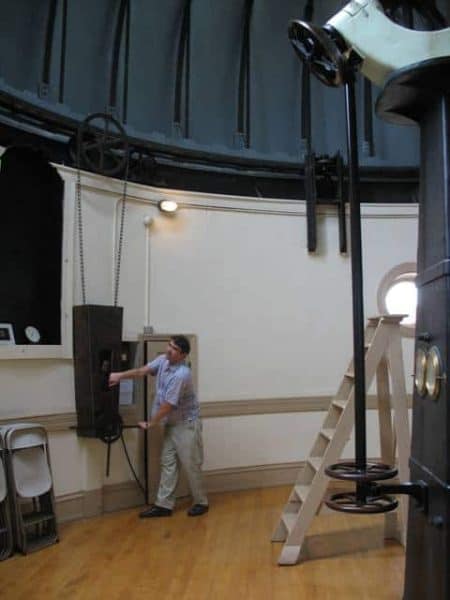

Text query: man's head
(166, 335), (190, 364)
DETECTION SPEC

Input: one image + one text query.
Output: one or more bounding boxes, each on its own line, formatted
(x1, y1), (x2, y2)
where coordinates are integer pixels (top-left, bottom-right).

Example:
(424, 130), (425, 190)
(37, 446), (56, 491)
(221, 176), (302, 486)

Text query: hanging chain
(113, 154), (129, 307)
(76, 138), (87, 305)
(75, 125), (129, 307)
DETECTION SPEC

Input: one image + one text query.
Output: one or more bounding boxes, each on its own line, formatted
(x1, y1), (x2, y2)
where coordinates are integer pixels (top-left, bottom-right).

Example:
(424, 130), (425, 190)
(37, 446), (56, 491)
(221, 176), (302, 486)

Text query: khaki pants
(156, 419), (208, 509)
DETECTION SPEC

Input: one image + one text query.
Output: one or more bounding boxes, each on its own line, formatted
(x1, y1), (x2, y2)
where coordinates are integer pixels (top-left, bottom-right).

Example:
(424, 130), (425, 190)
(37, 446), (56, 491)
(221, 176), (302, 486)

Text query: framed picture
(0, 323), (15, 345)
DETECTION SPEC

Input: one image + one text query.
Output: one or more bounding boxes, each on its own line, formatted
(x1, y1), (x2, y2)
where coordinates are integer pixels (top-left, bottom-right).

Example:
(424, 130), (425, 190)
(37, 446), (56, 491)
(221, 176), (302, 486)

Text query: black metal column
(345, 78), (367, 477)
(376, 58), (450, 600)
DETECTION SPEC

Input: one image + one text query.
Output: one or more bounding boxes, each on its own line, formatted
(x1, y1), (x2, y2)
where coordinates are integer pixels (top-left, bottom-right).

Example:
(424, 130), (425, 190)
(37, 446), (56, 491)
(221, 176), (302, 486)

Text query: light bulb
(158, 199), (178, 213)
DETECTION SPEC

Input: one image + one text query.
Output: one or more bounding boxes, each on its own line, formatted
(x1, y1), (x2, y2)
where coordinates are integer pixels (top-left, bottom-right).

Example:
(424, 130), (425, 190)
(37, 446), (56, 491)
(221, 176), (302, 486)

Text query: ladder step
(379, 314), (406, 324)
(308, 457), (322, 471)
(293, 484), (310, 502)
(274, 315), (408, 566)
(332, 399), (347, 410)
(281, 512), (297, 533)
(368, 316), (382, 323)
(319, 428), (335, 441)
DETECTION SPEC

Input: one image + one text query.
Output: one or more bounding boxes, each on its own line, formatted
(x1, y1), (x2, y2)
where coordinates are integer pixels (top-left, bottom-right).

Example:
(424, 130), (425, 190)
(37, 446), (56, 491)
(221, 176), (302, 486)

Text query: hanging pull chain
(75, 122), (129, 307)
(113, 155), (129, 307)
(76, 143), (87, 305)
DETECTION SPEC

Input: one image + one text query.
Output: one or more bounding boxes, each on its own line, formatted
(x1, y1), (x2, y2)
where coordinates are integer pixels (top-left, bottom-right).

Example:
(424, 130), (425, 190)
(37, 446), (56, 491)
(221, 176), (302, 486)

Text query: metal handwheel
(326, 490), (399, 514)
(325, 461), (398, 482)
(76, 112), (129, 176)
(288, 20), (346, 87)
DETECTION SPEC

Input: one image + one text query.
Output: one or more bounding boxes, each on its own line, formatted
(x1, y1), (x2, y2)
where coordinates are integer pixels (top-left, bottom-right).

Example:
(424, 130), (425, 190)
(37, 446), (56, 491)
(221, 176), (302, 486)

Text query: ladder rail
(273, 316), (410, 565)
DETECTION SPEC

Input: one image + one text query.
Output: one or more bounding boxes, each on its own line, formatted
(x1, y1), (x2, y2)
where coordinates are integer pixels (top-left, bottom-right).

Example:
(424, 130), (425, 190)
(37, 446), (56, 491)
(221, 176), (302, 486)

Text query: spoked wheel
(326, 490), (399, 514)
(288, 20), (346, 87)
(74, 112), (129, 176)
(325, 461), (398, 482)
(98, 412), (123, 444)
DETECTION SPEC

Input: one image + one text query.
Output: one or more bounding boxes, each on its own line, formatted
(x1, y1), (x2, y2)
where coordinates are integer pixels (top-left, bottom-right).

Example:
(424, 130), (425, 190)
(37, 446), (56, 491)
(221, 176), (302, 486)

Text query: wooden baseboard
(56, 456), (390, 523)
(56, 461), (305, 522)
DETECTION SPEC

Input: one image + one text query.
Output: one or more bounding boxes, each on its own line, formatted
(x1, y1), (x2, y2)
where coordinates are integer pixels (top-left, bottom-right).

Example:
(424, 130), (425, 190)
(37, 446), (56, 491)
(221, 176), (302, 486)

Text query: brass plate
(414, 347), (427, 397)
(425, 346), (443, 400)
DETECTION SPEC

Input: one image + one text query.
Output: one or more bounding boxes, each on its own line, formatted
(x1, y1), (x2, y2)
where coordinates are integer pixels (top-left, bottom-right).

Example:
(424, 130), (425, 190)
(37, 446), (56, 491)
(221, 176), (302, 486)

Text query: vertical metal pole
(143, 340), (149, 504)
(363, 78), (375, 157)
(336, 152), (347, 254)
(344, 77), (367, 475)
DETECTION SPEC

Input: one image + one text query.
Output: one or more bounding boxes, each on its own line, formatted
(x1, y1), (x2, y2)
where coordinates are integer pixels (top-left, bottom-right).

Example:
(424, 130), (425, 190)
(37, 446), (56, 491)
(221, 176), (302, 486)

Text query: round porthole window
(377, 262), (417, 337)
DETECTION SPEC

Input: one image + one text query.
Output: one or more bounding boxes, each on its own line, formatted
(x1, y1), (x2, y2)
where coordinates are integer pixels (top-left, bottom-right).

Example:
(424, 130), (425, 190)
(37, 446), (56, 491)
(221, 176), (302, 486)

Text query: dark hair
(171, 335), (190, 355)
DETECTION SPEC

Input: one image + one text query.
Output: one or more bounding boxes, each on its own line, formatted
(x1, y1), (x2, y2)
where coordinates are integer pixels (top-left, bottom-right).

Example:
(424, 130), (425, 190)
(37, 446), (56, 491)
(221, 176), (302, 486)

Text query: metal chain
(75, 125), (129, 307)
(76, 144), (87, 305)
(113, 155), (129, 307)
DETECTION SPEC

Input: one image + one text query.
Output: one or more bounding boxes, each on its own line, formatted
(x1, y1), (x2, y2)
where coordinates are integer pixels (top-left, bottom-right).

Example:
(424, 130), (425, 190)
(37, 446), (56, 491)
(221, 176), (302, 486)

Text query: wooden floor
(0, 486), (405, 600)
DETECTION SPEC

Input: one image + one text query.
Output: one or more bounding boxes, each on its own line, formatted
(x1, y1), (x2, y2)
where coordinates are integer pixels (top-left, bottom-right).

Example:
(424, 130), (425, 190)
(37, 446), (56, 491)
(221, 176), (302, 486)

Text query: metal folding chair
(0, 434), (13, 560)
(4, 424), (58, 554)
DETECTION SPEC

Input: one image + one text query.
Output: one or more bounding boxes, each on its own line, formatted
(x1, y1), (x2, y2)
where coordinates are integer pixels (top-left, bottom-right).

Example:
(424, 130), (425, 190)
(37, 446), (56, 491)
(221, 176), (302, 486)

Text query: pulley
(71, 112), (129, 176)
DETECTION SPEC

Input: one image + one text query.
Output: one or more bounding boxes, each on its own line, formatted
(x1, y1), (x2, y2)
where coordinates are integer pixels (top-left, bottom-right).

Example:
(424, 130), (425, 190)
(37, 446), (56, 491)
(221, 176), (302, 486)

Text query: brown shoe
(139, 505), (172, 518)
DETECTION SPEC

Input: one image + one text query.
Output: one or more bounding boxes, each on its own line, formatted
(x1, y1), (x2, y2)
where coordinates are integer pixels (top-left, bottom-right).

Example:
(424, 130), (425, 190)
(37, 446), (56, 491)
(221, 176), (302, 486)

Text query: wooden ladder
(272, 314), (411, 565)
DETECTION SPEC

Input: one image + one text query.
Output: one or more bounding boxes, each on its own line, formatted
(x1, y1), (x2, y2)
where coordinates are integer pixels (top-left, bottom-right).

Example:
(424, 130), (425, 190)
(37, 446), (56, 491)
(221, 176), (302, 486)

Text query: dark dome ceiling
(0, 0), (448, 198)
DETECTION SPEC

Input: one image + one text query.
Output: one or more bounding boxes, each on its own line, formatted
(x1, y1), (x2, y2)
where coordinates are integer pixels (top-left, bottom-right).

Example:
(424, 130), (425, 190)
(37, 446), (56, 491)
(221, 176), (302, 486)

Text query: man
(109, 335), (209, 517)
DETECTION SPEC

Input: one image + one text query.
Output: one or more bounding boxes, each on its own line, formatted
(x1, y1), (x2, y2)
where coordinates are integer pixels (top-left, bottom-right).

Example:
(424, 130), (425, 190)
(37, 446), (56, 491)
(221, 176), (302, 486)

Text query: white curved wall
(0, 167), (418, 498)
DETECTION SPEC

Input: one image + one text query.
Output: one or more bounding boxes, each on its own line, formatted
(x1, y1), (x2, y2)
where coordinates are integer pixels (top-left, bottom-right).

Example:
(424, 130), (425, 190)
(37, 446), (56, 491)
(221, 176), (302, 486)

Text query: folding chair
(0, 435), (13, 560)
(4, 424), (58, 554)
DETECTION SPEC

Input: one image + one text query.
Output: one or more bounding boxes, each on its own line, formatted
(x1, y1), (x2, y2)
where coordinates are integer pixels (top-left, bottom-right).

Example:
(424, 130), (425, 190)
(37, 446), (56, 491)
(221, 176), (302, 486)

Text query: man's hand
(138, 421), (153, 430)
(109, 372), (121, 387)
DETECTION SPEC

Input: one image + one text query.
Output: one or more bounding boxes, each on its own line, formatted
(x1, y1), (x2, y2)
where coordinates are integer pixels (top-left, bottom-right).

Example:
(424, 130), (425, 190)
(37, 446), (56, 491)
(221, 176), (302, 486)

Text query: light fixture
(158, 199), (178, 214)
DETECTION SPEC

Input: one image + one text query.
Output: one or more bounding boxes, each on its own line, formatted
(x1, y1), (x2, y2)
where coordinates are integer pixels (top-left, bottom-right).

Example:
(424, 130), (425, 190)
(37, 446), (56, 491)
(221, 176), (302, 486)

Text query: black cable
(363, 77), (374, 157)
(120, 431), (146, 496)
(106, 440), (112, 477)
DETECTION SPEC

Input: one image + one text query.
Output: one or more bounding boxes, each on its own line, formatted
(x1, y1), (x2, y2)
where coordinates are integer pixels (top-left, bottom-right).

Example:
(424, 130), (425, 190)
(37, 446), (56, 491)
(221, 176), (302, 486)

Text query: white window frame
(377, 261), (417, 338)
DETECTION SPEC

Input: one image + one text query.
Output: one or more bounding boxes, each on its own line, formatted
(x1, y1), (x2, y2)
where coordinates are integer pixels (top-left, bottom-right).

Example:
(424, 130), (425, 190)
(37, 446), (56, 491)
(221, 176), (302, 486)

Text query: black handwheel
(326, 491), (399, 514)
(326, 461), (398, 482)
(98, 413), (123, 444)
(77, 112), (129, 176)
(288, 20), (346, 87)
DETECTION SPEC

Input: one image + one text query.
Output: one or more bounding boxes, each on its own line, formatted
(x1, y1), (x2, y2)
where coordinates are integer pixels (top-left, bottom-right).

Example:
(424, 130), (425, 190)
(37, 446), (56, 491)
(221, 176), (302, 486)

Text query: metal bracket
(304, 152), (348, 254)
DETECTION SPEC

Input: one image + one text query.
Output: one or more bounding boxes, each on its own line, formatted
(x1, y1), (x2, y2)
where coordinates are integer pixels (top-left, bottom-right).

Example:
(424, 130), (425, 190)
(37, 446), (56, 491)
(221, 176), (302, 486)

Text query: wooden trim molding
(55, 459), (378, 523)
(0, 394), (412, 432)
(55, 461), (306, 522)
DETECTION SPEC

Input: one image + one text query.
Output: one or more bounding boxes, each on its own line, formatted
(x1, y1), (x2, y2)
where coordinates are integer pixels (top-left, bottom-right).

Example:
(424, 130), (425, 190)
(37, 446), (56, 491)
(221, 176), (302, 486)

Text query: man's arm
(109, 364), (154, 387)
(138, 402), (173, 429)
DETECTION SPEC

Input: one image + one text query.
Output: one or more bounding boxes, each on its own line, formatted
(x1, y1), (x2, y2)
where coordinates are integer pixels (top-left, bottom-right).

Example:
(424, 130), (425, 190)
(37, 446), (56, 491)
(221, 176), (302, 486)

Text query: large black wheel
(326, 490), (399, 514)
(76, 112), (129, 176)
(288, 20), (346, 87)
(326, 461), (398, 482)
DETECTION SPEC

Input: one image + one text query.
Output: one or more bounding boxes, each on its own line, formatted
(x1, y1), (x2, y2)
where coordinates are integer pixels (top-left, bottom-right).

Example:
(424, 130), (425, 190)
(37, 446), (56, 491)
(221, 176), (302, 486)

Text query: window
(377, 262), (417, 337)
(0, 146), (73, 359)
